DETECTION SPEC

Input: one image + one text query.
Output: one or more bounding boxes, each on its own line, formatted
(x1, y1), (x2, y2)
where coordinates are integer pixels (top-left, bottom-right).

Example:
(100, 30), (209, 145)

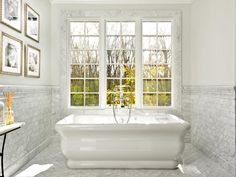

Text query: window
(70, 21), (100, 107)
(106, 22), (135, 105)
(68, 20), (173, 108)
(142, 22), (172, 107)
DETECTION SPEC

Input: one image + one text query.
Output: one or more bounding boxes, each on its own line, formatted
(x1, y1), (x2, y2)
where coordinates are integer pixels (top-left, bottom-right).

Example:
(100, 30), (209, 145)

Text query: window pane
(71, 37), (84, 49)
(143, 37), (157, 49)
(143, 65), (157, 78)
(86, 22), (99, 35)
(71, 65), (84, 78)
(143, 79), (157, 92)
(158, 22), (171, 35)
(86, 37), (99, 49)
(107, 93), (114, 105)
(107, 50), (121, 63)
(107, 79), (120, 91)
(85, 50), (99, 63)
(107, 36), (121, 49)
(120, 50), (135, 63)
(71, 79), (84, 92)
(157, 36), (171, 49)
(124, 93), (135, 105)
(85, 65), (99, 78)
(158, 64), (171, 78)
(107, 22), (120, 35)
(142, 22), (156, 35)
(122, 79), (135, 92)
(143, 50), (157, 64)
(85, 94), (99, 106)
(143, 93), (157, 106)
(85, 79), (99, 92)
(122, 22), (135, 35)
(71, 22), (84, 35)
(123, 65), (135, 78)
(71, 94), (84, 106)
(158, 79), (171, 92)
(157, 50), (171, 64)
(71, 51), (84, 64)
(107, 65), (121, 77)
(158, 93), (171, 106)
(121, 37), (135, 49)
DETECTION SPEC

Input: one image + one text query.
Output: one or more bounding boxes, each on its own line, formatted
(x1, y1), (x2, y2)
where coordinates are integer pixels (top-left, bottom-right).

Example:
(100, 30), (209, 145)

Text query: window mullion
(135, 19), (142, 108)
(100, 19), (106, 108)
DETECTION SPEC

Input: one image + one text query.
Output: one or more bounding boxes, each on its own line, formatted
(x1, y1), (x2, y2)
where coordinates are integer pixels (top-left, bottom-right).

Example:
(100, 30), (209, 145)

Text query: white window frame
(141, 19), (174, 109)
(67, 17), (178, 111)
(68, 18), (103, 109)
(105, 20), (136, 108)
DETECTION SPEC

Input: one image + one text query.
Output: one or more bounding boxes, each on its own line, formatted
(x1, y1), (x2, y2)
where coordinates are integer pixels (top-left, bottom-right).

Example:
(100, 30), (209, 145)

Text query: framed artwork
(0, 32), (22, 75)
(0, 0), (22, 32)
(25, 4), (39, 42)
(25, 44), (40, 78)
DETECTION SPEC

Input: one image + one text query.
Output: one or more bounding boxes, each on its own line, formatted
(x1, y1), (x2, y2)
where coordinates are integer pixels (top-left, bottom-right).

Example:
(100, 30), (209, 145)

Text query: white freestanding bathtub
(55, 114), (190, 169)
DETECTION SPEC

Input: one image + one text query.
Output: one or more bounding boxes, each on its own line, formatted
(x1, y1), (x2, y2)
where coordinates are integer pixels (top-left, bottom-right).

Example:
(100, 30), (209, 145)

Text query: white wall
(190, 0), (235, 86)
(50, 4), (191, 86)
(0, 0), (51, 86)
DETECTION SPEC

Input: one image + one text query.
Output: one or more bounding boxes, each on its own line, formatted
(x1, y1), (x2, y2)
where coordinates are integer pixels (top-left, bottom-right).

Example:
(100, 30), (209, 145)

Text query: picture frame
(0, 0), (22, 32)
(0, 32), (23, 76)
(25, 4), (40, 42)
(25, 44), (40, 78)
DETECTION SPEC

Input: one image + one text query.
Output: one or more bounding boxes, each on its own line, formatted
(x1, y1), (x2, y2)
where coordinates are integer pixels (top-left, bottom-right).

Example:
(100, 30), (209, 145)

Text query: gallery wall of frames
(0, 0), (41, 78)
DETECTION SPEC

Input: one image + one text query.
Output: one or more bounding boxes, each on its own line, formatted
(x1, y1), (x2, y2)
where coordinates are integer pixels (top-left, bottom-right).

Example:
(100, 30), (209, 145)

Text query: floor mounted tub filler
(55, 114), (190, 169)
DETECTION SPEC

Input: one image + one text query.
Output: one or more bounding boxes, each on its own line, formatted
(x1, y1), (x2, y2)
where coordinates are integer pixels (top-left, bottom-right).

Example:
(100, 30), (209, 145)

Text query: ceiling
(50, 0), (194, 4)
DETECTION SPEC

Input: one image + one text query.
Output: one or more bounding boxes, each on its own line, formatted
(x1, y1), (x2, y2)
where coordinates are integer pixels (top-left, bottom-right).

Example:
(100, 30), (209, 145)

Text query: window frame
(67, 17), (176, 110)
(68, 18), (103, 109)
(141, 19), (174, 109)
(105, 20), (136, 107)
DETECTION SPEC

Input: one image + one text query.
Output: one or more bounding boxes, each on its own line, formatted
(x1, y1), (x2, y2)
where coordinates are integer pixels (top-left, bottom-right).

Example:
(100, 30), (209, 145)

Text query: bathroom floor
(15, 139), (232, 177)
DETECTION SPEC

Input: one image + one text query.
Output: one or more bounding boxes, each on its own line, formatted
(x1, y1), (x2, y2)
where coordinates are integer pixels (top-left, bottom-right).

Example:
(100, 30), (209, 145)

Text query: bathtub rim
(55, 114), (190, 131)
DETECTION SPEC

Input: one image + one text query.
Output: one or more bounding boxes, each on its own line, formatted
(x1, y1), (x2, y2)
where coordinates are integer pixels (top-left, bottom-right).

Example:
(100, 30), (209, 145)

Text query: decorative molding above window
(50, 0), (193, 5)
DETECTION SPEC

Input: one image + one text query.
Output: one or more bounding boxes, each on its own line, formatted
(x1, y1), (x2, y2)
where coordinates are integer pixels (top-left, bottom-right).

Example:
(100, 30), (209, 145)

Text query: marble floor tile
(14, 140), (232, 177)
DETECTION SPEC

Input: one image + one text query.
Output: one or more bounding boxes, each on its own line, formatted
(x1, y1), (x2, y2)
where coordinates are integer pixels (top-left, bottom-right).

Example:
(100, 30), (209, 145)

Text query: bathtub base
(67, 160), (179, 169)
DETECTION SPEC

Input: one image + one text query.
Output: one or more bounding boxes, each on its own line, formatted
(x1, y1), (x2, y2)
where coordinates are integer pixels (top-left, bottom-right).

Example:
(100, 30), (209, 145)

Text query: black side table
(0, 123), (25, 177)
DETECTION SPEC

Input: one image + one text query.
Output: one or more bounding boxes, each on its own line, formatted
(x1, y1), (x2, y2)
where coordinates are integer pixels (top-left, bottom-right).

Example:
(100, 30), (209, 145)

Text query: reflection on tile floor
(15, 139), (232, 177)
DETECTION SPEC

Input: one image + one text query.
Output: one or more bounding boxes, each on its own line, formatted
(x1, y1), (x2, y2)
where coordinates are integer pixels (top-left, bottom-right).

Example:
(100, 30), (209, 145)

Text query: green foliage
(85, 94), (99, 106)
(143, 94), (157, 106)
(71, 94), (84, 106)
(71, 80), (84, 92)
(158, 79), (171, 92)
(158, 93), (171, 106)
(85, 79), (99, 92)
(143, 79), (157, 92)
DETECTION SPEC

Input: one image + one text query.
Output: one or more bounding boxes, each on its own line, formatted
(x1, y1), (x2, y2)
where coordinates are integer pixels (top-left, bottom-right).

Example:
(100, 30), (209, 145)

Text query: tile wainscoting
(0, 85), (60, 177)
(182, 85), (235, 175)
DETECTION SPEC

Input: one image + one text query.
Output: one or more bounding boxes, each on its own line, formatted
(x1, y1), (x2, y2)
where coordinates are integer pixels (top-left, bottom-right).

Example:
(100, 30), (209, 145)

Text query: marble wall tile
(51, 87), (61, 134)
(182, 85), (235, 175)
(0, 85), (55, 174)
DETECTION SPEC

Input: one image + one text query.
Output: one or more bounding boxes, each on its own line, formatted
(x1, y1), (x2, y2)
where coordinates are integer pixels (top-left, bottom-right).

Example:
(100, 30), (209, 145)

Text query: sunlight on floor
(15, 164), (53, 177)
(178, 164), (185, 174)
(178, 164), (201, 175)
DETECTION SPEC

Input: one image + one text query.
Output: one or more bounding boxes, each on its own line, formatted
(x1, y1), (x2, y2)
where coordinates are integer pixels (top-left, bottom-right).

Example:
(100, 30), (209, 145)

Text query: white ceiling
(50, 0), (194, 4)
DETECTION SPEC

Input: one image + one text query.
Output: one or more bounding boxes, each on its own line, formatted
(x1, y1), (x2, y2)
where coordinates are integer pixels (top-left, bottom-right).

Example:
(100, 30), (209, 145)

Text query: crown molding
(50, 0), (193, 4)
